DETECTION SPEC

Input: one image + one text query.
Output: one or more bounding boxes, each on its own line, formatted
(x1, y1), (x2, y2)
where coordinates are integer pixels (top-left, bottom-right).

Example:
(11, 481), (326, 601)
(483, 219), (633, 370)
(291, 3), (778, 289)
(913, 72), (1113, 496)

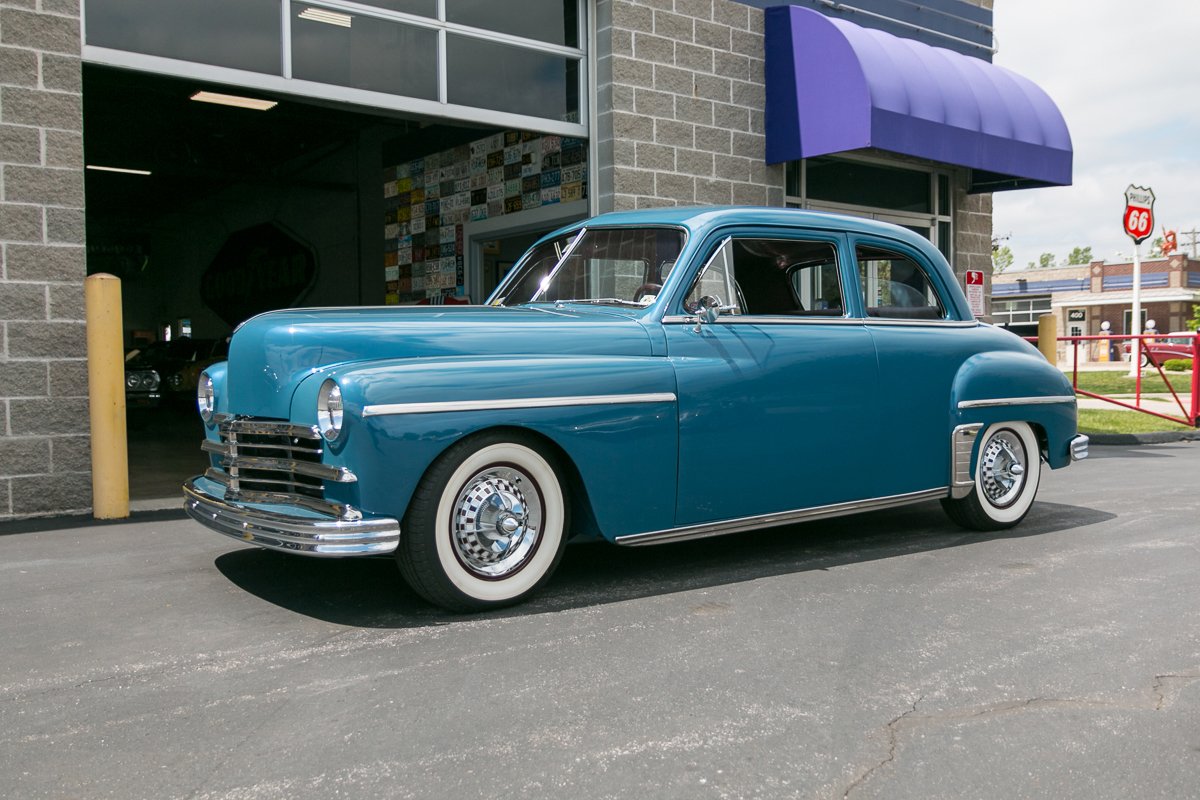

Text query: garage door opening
(83, 66), (587, 505)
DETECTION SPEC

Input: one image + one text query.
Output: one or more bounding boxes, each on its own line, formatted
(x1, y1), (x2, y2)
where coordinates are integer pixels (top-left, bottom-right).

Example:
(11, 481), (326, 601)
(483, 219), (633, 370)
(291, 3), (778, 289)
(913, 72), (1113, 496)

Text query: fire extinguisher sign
(1123, 185), (1155, 244)
(965, 269), (984, 317)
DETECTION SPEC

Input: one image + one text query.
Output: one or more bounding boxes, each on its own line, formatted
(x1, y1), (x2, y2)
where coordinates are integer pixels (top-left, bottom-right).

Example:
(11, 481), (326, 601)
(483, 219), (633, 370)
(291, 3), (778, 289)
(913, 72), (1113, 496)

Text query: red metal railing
(1032, 332), (1199, 427)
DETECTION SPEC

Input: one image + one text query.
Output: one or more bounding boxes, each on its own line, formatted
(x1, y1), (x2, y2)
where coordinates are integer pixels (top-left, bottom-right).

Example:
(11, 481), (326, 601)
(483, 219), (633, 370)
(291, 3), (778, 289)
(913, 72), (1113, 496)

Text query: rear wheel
(941, 421), (1041, 531)
(397, 432), (568, 611)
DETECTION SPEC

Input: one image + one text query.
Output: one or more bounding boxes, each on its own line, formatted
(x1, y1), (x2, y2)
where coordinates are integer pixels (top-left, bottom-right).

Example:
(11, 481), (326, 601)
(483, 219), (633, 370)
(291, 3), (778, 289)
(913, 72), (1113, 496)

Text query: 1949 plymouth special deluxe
(184, 207), (1088, 611)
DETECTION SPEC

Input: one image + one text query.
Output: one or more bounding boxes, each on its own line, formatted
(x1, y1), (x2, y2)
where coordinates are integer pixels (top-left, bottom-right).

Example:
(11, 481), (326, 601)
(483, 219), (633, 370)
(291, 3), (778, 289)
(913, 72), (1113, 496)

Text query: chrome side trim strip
(363, 392), (678, 417)
(865, 319), (979, 328)
(950, 423), (983, 499)
(661, 315), (866, 326)
(614, 487), (949, 547)
(957, 395), (1077, 409)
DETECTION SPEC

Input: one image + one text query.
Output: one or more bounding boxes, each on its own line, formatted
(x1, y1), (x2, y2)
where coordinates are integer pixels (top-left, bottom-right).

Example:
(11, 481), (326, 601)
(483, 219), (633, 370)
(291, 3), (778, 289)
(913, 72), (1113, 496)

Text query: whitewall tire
(941, 421), (1041, 531)
(397, 432), (568, 611)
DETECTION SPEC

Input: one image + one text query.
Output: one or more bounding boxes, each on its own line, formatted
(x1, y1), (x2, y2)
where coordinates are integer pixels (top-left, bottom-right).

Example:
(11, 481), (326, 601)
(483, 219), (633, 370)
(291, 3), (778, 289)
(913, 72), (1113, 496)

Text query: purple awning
(765, 5), (1073, 191)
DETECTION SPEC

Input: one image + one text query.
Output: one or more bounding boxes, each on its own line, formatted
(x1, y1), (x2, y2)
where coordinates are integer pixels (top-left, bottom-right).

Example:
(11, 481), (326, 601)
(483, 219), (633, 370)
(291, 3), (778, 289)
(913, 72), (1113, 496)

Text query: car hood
(226, 305), (657, 418)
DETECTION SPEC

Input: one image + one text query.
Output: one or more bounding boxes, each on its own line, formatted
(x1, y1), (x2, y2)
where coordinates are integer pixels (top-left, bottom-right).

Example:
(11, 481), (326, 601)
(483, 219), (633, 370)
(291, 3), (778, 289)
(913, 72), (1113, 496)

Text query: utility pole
(1179, 227), (1199, 259)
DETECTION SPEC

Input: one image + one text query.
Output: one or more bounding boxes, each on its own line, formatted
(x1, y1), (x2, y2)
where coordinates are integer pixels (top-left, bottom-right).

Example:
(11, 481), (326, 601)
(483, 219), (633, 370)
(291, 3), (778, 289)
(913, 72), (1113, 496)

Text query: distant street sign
(965, 269), (984, 316)
(1123, 185), (1155, 244)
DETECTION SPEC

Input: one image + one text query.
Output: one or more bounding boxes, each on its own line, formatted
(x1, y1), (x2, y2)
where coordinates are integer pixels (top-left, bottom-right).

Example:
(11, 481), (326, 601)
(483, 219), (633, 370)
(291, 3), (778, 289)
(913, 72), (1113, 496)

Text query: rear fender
(950, 351), (1078, 471)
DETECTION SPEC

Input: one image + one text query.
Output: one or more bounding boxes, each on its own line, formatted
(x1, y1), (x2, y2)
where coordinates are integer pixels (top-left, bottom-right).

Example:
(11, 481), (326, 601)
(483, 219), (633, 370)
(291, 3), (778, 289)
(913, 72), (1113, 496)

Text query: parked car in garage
(184, 207), (1087, 611)
(123, 359), (162, 409)
(163, 338), (229, 404)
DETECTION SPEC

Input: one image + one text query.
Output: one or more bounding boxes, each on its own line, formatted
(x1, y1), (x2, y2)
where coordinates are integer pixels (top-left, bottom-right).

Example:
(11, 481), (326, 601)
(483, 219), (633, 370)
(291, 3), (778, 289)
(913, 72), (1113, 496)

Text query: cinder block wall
(0, 0), (90, 519)
(595, 0), (785, 211)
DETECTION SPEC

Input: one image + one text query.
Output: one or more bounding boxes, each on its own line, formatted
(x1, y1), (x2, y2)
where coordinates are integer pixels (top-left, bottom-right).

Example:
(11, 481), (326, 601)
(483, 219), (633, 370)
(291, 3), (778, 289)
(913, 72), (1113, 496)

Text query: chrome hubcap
(452, 467), (543, 578)
(980, 430), (1027, 508)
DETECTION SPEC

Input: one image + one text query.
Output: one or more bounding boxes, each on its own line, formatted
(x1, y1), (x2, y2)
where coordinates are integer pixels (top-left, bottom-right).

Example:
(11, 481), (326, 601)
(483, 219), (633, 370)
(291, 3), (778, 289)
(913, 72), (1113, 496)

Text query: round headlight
(197, 372), (215, 422)
(317, 379), (344, 442)
(126, 373), (139, 389)
(146, 371), (160, 391)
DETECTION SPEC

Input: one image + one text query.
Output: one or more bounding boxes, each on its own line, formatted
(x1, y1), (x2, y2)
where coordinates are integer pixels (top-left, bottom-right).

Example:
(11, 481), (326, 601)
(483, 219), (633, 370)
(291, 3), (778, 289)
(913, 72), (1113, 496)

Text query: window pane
(857, 245), (945, 319)
(937, 173), (950, 216)
(291, 7), (438, 100)
(447, 0), (579, 47)
(687, 241), (737, 314)
(351, 0), (436, 17)
(731, 239), (839, 315)
(937, 220), (952, 263)
(806, 157), (931, 214)
(86, 0), (281, 75)
(785, 161), (801, 197)
(447, 35), (579, 121)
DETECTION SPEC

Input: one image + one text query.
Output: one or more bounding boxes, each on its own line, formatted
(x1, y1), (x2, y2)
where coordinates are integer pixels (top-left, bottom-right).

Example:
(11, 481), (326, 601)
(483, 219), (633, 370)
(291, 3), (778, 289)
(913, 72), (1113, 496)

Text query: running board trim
(614, 487), (949, 547)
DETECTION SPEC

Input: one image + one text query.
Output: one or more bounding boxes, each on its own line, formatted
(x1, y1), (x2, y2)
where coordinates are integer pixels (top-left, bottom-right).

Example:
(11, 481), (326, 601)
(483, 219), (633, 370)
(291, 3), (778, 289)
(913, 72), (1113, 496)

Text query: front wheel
(397, 432), (568, 611)
(941, 421), (1041, 531)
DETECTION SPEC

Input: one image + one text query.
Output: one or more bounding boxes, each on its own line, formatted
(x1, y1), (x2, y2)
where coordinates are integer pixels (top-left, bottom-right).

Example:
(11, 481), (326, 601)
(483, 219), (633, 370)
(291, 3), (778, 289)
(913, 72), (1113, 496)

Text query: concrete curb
(1087, 430), (1200, 446)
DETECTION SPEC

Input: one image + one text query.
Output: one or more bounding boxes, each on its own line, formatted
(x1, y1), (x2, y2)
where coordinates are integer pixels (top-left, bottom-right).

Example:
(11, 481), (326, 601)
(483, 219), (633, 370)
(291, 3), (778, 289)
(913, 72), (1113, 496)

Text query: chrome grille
(204, 417), (334, 504)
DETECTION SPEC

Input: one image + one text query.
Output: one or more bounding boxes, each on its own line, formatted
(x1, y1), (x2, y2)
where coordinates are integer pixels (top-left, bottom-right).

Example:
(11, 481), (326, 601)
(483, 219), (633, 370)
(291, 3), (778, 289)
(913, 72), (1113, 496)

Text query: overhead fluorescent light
(190, 91), (278, 111)
(299, 7), (352, 27)
(86, 165), (152, 176)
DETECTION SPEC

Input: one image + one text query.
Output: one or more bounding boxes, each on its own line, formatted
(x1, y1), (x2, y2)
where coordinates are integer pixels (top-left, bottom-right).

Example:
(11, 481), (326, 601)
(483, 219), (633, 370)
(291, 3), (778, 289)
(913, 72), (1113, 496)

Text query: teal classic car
(184, 207), (1087, 611)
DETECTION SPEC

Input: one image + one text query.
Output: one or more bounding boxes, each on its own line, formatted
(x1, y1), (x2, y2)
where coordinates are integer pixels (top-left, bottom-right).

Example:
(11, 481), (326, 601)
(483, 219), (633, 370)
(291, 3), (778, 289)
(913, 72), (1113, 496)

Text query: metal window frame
(81, 0), (589, 136)
(783, 153), (954, 262)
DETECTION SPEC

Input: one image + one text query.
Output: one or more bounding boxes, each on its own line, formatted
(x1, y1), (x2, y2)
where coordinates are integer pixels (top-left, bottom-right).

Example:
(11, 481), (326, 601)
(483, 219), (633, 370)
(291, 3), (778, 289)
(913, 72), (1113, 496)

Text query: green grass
(1065, 369), (1190, 395)
(1077, 408), (1195, 435)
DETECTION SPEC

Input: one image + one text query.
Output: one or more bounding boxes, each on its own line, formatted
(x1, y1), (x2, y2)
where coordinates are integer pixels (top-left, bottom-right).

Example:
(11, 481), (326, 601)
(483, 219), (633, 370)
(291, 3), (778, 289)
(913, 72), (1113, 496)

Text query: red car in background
(1125, 332), (1198, 367)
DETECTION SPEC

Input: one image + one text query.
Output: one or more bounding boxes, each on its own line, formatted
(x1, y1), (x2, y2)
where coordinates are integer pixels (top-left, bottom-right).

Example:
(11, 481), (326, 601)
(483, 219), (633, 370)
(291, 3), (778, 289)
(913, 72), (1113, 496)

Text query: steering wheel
(632, 282), (662, 303)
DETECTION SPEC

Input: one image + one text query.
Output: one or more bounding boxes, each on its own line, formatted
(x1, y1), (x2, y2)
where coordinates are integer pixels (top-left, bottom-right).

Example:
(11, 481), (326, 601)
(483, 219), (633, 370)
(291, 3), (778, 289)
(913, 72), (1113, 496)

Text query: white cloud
(992, 1), (1200, 268)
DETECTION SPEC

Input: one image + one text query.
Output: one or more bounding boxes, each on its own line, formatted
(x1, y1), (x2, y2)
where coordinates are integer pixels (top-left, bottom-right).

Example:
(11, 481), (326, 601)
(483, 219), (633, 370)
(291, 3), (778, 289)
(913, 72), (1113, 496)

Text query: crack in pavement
(842, 695), (923, 799)
(842, 670), (1200, 798)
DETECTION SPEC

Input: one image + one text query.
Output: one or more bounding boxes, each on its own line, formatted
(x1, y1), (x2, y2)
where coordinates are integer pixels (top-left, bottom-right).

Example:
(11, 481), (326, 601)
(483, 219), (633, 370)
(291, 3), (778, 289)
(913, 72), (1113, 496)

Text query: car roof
(553, 206), (937, 252)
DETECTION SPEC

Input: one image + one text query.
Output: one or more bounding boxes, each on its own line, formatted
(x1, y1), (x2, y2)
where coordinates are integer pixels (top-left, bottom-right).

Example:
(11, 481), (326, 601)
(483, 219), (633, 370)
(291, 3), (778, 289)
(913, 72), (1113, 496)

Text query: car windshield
(490, 227), (685, 307)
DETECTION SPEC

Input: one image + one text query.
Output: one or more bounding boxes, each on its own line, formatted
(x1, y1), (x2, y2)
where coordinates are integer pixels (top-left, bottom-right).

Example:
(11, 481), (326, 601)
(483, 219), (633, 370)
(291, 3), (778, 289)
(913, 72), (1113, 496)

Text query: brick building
(1, 0), (1072, 518)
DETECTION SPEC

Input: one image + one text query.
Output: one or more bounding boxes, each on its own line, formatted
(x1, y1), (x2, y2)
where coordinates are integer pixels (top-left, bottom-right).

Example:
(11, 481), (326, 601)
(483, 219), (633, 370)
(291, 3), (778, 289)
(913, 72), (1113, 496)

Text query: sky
(991, 1), (1200, 269)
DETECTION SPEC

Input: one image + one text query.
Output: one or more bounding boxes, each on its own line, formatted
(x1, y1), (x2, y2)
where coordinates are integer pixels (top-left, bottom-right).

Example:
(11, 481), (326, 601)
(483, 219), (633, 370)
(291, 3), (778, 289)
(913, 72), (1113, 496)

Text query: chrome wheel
(397, 434), (568, 611)
(941, 421), (1041, 532)
(451, 466), (543, 579)
(979, 429), (1027, 509)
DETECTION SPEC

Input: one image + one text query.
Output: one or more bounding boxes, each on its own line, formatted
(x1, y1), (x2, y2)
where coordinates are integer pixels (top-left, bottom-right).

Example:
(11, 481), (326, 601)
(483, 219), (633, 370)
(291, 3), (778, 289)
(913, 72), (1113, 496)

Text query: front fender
(950, 351), (1078, 469)
(297, 355), (680, 540)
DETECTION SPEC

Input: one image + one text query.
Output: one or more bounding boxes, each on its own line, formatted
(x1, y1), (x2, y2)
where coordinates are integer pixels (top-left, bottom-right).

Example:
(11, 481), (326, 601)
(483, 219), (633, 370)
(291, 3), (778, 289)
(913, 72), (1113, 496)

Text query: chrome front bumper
(183, 476), (400, 556)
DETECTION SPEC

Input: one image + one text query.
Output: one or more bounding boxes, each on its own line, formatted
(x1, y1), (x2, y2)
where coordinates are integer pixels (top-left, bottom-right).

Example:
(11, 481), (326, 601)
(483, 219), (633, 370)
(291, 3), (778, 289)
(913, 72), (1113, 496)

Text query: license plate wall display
(382, 131), (589, 304)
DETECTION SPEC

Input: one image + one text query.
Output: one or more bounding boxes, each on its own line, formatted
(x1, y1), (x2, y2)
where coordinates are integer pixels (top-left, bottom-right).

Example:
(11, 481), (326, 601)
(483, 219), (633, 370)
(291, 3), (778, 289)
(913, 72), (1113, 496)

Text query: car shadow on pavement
(213, 498), (1114, 628)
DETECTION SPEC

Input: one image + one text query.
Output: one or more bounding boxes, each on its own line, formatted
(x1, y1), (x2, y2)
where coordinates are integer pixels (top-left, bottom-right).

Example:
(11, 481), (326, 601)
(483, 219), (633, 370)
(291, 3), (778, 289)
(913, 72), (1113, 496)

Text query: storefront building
(0, 0), (1072, 518)
(993, 255), (1200, 361)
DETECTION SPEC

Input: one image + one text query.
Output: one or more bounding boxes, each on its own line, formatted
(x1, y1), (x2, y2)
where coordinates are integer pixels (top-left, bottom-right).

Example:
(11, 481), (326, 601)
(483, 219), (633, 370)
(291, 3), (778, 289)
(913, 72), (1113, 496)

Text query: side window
(857, 245), (946, 320)
(684, 239), (740, 314)
(685, 237), (843, 317)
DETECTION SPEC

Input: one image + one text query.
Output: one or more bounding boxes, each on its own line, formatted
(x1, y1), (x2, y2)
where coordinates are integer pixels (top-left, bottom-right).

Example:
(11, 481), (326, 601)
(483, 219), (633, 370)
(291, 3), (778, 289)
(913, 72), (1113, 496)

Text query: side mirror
(698, 295), (723, 324)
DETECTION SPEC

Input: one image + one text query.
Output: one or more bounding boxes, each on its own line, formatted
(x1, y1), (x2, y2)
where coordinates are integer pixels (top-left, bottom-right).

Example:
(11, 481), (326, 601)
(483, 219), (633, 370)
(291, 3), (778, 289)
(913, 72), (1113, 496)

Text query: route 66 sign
(1123, 185), (1155, 244)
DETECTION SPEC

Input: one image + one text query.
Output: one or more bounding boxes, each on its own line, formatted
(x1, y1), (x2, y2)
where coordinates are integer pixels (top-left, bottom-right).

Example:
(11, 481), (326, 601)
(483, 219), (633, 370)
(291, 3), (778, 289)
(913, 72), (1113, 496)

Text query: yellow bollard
(1037, 314), (1058, 366)
(85, 273), (130, 519)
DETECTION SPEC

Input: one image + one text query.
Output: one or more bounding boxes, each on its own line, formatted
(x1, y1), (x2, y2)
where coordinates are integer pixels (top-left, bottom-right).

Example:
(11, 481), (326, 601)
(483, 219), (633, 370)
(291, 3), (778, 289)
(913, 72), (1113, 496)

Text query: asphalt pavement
(1, 443), (1198, 799)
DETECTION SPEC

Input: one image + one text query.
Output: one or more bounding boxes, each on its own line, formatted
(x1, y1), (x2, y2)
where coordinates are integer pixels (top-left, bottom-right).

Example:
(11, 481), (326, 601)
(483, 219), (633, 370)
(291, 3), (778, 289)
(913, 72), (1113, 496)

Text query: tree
(1148, 236), (1165, 258)
(992, 245), (1014, 274)
(1037, 252), (1055, 269)
(1189, 303), (1199, 332)
(1066, 246), (1092, 265)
